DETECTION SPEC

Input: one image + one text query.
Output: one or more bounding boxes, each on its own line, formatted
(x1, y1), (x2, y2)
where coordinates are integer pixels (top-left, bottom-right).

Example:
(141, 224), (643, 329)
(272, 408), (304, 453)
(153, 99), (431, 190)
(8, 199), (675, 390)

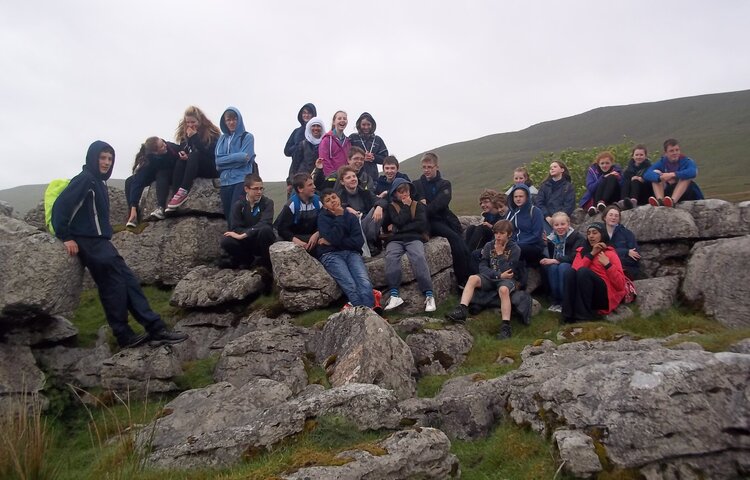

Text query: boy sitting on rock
(645, 138), (704, 207)
(275, 173), (321, 255)
(375, 156), (411, 198)
(52, 141), (188, 349)
(219, 174), (275, 269)
(382, 178), (436, 313)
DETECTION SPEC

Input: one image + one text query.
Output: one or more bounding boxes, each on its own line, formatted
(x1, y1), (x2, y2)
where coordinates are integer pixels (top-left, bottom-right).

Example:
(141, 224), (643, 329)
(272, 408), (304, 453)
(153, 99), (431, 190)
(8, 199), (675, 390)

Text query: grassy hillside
(400, 89), (750, 213)
(3, 90), (749, 216)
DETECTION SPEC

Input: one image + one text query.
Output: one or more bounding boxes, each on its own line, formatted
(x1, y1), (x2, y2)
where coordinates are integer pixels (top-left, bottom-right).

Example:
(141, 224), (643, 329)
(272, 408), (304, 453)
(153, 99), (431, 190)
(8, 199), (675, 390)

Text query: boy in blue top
(215, 107), (255, 226)
(317, 189), (375, 308)
(645, 138), (703, 207)
(52, 141), (188, 349)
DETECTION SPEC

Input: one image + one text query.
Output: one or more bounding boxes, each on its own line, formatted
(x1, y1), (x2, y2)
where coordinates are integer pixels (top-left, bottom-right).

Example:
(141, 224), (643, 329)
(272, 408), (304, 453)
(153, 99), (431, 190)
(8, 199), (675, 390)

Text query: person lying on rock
(562, 222), (626, 323)
(275, 172), (321, 256)
(52, 141), (188, 349)
(317, 189), (375, 309)
(413, 152), (472, 288)
(218, 175), (275, 270)
(644, 138), (704, 207)
(446, 220), (521, 340)
(382, 178), (436, 313)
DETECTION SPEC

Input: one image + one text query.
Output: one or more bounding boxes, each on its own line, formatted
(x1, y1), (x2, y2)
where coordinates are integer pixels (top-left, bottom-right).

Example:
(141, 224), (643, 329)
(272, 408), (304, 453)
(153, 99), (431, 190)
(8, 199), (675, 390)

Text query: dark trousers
(621, 179), (652, 205)
(594, 175), (621, 205)
(220, 183), (246, 228)
(664, 182), (700, 201)
(430, 221), (472, 285)
(172, 151), (218, 192)
(519, 243), (545, 267)
(76, 237), (165, 344)
(562, 267), (609, 322)
(126, 161), (173, 210)
(465, 224), (493, 252)
(220, 225), (276, 267)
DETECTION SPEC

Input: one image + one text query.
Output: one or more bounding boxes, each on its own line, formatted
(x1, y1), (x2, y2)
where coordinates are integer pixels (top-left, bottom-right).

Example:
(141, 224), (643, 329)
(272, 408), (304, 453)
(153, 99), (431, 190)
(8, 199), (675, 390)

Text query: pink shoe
(167, 188), (189, 210)
(662, 196), (674, 208)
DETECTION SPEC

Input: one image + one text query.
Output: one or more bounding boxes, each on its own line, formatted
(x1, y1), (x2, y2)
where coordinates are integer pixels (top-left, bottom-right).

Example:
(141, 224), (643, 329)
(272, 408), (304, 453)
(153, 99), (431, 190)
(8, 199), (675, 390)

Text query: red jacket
(572, 246), (626, 314)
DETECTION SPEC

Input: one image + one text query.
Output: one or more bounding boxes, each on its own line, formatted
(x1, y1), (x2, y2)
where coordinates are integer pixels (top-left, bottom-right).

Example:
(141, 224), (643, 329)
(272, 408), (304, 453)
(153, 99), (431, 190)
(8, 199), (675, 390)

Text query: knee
(467, 275), (481, 287)
(498, 286), (510, 296)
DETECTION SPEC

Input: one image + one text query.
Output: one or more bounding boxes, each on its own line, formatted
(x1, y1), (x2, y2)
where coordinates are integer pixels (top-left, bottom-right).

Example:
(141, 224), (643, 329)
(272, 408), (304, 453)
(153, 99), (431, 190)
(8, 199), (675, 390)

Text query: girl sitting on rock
(580, 151), (623, 217)
(124, 137), (179, 226)
(539, 212), (585, 313)
(602, 205), (641, 280)
(534, 160), (576, 235)
(562, 222), (626, 323)
(167, 106), (220, 211)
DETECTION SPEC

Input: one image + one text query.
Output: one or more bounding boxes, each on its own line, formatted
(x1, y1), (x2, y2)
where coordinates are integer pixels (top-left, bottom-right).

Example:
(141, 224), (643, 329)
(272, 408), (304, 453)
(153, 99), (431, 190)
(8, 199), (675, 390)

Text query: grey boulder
(406, 325), (473, 376)
(170, 265), (266, 308)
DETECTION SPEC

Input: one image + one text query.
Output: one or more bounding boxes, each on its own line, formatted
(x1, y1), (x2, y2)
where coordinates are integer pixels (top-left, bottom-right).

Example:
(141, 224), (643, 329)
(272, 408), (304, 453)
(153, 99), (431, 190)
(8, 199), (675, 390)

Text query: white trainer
(424, 296), (436, 312)
(384, 296), (404, 311)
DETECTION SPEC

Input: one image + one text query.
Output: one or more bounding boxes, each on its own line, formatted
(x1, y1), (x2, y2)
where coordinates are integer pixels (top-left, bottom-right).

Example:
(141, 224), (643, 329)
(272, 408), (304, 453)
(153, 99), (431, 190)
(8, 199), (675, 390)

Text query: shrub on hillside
(527, 140), (635, 202)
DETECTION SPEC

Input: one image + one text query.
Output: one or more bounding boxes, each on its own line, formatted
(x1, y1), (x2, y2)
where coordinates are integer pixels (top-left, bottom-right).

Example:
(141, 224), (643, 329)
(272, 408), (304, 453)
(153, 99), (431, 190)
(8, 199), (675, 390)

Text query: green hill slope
(400, 89), (750, 213)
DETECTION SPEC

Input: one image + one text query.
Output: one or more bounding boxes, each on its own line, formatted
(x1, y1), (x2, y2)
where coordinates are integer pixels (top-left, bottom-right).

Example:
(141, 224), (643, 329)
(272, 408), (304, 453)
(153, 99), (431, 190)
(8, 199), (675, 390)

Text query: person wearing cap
(561, 222), (626, 323)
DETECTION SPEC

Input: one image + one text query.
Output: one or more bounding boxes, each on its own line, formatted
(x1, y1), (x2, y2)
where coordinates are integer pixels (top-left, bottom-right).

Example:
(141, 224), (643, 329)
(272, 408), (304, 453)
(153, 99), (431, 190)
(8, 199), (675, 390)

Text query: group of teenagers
(53, 102), (704, 346)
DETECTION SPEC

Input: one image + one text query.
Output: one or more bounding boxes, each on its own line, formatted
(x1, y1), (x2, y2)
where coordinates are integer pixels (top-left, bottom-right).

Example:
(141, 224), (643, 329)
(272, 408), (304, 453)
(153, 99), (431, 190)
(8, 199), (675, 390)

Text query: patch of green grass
(304, 354), (331, 389)
(71, 286), (179, 348)
(452, 421), (572, 480)
(291, 307), (338, 329)
(174, 356), (220, 391)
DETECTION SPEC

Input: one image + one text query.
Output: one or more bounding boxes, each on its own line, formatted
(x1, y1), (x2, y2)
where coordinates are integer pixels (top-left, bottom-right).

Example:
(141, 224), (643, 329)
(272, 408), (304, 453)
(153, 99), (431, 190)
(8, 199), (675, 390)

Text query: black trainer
(496, 322), (512, 340)
(118, 332), (149, 349)
(446, 304), (468, 323)
(148, 329), (188, 346)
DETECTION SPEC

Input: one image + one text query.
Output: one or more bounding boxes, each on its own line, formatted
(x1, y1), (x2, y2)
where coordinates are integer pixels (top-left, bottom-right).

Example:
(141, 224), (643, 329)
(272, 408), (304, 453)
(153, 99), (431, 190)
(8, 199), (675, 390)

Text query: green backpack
(44, 179), (70, 235)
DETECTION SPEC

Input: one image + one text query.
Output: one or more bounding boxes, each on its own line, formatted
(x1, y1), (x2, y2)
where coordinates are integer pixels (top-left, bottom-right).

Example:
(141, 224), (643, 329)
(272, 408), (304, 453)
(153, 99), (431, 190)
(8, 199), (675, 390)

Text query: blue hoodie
(52, 140), (115, 241)
(215, 107), (255, 187)
(506, 184), (545, 249)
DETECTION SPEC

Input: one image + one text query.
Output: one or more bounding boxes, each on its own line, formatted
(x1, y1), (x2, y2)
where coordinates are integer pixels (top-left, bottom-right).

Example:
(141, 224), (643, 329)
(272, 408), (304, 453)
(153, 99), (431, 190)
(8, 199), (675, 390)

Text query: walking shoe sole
(148, 337), (188, 347)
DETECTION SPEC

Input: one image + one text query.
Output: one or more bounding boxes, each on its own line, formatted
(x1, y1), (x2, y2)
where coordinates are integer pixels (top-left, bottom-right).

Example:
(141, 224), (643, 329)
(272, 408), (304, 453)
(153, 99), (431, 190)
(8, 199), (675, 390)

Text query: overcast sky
(1, 1), (748, 190)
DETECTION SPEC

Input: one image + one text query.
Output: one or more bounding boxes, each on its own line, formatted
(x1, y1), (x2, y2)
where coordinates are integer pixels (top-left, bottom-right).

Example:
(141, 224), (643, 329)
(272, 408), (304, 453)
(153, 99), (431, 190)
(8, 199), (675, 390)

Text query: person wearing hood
(505, 183), (545, 267)
(319, 110), (351, 175)
(288, 116), (325, 193)
(284, 104), (317, 186)
(446, 220), (521, 339)
(349, 112), (389, 181)
(381, 177), (436, 313)
(539, 212), (585, 312)
(215, 107), (256, 226)
(413, 152), (472, 287)
(562, 222), (626, 323)
(167, 106), (221, 211)
(534, 160), (576, 234)
(52, 141), (188, 349)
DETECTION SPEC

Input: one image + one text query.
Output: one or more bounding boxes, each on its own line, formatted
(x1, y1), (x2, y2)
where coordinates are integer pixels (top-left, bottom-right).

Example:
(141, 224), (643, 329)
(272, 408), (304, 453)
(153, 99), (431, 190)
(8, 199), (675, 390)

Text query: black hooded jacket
(52, 140), (115, 241)
(348, 112), (388, 181)
(284, 103), (317, 159)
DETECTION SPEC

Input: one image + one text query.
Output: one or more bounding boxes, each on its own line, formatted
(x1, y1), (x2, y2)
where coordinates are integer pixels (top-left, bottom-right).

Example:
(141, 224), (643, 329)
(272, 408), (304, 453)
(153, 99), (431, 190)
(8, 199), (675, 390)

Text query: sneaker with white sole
(547, 304), (562, 313)
(384, 295), (404, 311)
(424, 296), (436, 312)
(167, 188), (189, 210)
(149, 206), (166, 220)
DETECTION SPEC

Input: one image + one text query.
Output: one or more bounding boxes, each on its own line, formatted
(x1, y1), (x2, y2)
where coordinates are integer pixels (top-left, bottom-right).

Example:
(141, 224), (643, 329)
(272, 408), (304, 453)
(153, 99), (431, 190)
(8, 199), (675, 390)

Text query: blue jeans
(320, 250), (375, 307)
(544, 261), (572, 304)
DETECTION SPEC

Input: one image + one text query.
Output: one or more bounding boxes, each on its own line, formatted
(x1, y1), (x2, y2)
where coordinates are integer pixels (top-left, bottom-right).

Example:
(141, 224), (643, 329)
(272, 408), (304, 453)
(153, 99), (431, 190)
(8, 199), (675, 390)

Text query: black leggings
(172, 151), (218, 192)
(594, 175), (621, 205)
(621, 179), (652, 205)
(562, 267), (609, 322)
(464, 224), (493, 252)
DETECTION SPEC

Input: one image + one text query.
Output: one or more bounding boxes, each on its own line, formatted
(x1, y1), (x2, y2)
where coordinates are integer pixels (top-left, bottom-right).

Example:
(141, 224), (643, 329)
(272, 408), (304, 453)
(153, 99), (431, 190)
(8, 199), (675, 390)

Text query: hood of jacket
(356, 112), (377, 136)
(507, 183), (532, 212)
(219, 106), (247, 136)
(297, 103), (317, 125)
(389, 177), (415, 200)
(547, 225), (576, 243)
(305, 117), (326, 145)
(85, 140), (115, 181)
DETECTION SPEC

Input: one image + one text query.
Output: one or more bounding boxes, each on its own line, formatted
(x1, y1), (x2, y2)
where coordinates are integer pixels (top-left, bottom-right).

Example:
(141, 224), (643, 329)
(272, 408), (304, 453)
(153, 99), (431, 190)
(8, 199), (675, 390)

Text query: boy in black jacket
(413, 152), (472, 287)
(219, 175), (275, 269)
(52, 141), (187, 349)
(275, 173), (321, 255)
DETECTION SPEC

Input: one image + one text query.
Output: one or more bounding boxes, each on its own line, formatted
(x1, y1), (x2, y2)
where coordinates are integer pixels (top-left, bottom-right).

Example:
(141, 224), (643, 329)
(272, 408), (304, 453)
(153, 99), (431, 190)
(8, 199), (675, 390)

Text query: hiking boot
(424, 296), (436, 312)
(587, 206), (597, 216)
(446, 304), (468, 323)
(148, 328), (188, 346)
(596, 201), (607, 212)
(496, 322), (512, 340)
(118, 332), (148, 349)
(662, 196), (674, 208)
(148, 206), (166, 220)
(166, 188), (189, 211)
(384, 295), (404, 311)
